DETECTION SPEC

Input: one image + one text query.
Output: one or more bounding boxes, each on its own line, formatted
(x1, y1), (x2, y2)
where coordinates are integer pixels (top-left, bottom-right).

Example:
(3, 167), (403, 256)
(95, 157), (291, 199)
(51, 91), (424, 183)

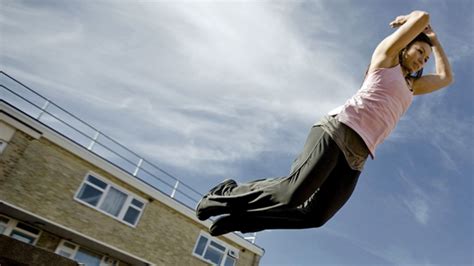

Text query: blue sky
(1, 0), (473, 265)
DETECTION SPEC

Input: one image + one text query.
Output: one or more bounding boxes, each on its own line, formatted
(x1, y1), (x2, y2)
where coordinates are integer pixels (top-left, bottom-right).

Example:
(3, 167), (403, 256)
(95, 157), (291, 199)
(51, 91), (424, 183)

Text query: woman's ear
(398, 47), (407, 65)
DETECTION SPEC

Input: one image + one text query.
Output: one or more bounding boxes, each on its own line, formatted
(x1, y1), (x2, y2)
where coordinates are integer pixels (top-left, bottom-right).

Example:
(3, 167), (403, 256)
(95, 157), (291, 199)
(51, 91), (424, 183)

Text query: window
(56, 240), (119, 266)
(0, 139), (7, 154)
(0, 122), (15, 154)
(0, 216), (9, 234)
(0, 214), (41, 245)
(193, 232), (239, 266)
(10, 222), (41, 244)
(75, 174), (146, 227)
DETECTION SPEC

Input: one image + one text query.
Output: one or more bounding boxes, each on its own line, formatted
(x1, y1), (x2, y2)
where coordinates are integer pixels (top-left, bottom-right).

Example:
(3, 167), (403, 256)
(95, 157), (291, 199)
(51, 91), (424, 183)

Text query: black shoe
(209, 214), (240, 236)
(196, 179), (237, 221)
(210, 212), (267, 236)
(207, 178), (237, 196)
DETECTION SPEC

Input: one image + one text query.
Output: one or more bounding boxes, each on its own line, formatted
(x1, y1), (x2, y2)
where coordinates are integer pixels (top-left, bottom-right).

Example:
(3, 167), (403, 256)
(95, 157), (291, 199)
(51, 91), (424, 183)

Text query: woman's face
(402, 41), (432, 73)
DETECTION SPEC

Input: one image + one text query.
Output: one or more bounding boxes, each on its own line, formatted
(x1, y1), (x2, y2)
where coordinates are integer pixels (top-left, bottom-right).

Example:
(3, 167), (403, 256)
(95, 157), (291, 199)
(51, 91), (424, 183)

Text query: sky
(1, 0), (473, 265)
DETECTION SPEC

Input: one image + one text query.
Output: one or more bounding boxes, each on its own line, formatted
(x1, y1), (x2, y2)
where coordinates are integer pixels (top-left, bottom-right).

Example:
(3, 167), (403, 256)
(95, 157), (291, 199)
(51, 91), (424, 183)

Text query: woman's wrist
(430, 36), (440, 46)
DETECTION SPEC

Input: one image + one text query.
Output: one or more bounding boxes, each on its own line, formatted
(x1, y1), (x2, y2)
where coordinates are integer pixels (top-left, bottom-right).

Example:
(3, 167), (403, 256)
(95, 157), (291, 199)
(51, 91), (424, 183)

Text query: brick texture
(0, 131), (261, 265)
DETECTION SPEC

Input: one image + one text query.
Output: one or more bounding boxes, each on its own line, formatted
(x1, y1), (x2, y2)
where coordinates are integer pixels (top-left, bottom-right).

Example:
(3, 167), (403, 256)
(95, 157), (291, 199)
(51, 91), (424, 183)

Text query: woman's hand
(423, 24), (438, 42)
(389, 15), (408, 28)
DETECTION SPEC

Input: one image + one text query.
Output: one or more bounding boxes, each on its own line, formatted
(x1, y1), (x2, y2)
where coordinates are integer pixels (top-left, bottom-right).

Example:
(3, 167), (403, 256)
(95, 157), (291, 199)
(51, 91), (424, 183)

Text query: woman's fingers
(390, 20), (401, 28)
(390, 15), (407, 28)
(423, 24), (436, 36)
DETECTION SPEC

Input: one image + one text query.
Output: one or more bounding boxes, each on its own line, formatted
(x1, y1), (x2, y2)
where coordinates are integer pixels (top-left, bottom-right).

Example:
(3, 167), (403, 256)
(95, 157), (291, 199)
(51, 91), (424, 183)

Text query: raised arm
(412, 26), (454, 95)
(370, 11), (430, 70)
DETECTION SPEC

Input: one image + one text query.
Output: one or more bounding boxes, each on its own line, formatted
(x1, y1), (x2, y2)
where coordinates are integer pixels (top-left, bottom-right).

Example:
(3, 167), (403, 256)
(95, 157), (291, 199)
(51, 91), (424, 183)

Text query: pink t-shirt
(328, 65), (413, 158)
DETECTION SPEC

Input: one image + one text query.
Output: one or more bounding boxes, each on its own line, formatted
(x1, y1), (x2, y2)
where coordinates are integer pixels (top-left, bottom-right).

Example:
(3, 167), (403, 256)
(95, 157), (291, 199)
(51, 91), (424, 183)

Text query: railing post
(36, 100), (50, 120)
(87, 131), (100, 150)
(244, 233), (257, 244)
(170, 181), (180, 198)
(133, 158), (143, 176)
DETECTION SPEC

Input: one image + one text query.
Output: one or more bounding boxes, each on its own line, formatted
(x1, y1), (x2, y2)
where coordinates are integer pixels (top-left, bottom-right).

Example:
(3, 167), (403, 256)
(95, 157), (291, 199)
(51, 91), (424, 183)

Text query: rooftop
(0, 70), (261, 249)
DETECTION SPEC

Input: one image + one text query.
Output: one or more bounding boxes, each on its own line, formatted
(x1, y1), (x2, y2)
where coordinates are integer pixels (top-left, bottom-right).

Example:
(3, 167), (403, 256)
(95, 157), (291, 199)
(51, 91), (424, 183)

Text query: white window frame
(0, 138), (8, 154)
(55, 239), (119, 266)
(0, 214), (42, 245)
(192, 231), (239, 266)
(0, 121), (15, 155)
(74, 172), (147, 228)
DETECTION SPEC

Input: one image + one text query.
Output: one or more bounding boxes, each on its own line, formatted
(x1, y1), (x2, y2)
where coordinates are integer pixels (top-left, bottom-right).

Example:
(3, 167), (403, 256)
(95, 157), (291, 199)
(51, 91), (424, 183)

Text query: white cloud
(1, 1), (369, 176)
(387, 90), (473, 173)
(398, 170), (431, 225)
(396, 168), (452, 227)
(402, 196), (429, 225)
(380, 245), (434, 266)
(322, 227), (434, 265)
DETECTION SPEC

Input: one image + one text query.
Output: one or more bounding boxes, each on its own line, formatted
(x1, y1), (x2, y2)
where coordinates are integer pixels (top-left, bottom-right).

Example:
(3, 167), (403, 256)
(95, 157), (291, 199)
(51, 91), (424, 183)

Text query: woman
(195, 10), (453, 236)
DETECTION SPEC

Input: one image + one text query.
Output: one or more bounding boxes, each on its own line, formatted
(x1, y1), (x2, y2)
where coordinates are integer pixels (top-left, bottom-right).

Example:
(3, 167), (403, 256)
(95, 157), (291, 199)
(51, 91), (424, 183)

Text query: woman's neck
(401, 66), (410, 77)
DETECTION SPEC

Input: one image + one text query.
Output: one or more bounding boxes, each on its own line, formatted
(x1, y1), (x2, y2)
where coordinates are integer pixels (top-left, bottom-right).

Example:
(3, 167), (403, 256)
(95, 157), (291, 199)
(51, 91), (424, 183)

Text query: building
(0, 71), (264, 265)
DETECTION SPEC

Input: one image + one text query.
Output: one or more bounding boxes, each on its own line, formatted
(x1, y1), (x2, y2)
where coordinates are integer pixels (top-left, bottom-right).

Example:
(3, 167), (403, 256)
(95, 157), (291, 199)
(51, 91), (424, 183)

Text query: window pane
(74, 247), (102, 266)
(0, 224), (6, 234)
(194, 236), (208, 256)
(131, 199), (144, 208)
(63, 241), (77, 250)
(77, 184), (103, 206)
(0, 141), (7, 154)
(0, 216), (8, 234)
(58, 250), (73, 258)
(204, 247), (224, 265)
(87, 175), (107, 189)
(224, 256), (236, 266)
(0, 216), (9, 224)
(123, 207), (140, 225)
(210, 240), (226, 252)
(10, 230), (35, 244)
(16, 222), (40, 235)
(100, 187), (127, 217)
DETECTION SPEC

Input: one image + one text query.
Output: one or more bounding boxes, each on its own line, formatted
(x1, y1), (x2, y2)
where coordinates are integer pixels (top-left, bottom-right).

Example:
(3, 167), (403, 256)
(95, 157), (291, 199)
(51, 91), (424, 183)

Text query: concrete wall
(0, 129), (260, 265)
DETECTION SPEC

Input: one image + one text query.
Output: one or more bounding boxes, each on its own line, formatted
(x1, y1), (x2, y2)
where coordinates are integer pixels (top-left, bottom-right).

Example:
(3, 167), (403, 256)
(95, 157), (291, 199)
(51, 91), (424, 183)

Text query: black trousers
(198, 126), (362, 234)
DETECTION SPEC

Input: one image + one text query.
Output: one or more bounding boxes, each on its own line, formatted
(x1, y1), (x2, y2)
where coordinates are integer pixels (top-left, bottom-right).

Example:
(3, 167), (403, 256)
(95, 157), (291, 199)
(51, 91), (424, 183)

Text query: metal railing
(0, 71), (258, 244)
(0, 71), (202, 207)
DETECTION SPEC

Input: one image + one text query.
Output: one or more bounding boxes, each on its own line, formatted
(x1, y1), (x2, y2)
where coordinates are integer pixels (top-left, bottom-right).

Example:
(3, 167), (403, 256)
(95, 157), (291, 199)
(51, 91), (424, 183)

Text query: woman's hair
(401, 32), (433, 79)
(364, 32), (433, 81)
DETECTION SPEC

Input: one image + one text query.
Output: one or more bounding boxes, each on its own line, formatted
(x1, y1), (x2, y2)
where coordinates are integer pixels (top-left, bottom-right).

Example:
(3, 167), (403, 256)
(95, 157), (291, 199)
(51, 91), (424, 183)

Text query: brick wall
(0, 130), (260, 265)
(0, 235), (78, 266)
